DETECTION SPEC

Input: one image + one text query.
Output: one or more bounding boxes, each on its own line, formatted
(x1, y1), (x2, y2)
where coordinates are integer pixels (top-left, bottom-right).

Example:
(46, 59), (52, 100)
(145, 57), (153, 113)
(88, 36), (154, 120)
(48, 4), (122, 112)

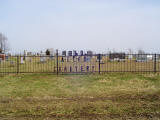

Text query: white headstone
(20, 57), (25, 64)
(40, 57), (46, 63)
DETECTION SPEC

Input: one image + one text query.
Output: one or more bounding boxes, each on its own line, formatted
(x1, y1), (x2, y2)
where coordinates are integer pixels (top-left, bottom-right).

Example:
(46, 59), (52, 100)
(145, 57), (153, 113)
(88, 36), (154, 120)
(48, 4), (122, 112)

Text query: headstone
(40, 56), (46, 63)
(20, 57), (25, 64)
(128, 55), (133, 59)
(68, 51), (72, 56)
(86, 56), (91, 62)
(87, 51), (93, 56)
(27, 52), (32, 56)
(80, 50), (83, 56)
(136, 54), (147, 62)
(62, 51), (66, 56)
(73, 50), (78, 56)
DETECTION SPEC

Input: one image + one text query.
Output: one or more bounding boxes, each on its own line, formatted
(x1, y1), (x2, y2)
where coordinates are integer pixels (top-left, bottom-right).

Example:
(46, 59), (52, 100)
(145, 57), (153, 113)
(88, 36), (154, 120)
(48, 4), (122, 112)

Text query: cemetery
(0, 50), (160, 74)
(1, 1), (160, 119)
(0, 51), (160, 119)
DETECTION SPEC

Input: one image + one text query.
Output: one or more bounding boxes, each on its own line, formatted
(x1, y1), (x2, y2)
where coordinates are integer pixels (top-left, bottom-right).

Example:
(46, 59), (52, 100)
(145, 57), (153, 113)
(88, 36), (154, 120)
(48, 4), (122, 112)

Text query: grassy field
(0, 73), (160, 119)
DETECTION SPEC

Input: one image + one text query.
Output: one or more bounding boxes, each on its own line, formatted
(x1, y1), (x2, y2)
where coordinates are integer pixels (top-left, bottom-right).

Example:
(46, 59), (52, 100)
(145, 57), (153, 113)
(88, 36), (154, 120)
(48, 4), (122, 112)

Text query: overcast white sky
(1, 0), (160, 53)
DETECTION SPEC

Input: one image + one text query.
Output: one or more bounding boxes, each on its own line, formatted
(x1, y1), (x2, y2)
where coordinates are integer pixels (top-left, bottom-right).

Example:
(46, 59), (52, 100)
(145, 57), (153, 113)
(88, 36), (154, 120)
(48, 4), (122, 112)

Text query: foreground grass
(0, 73), (160, 119)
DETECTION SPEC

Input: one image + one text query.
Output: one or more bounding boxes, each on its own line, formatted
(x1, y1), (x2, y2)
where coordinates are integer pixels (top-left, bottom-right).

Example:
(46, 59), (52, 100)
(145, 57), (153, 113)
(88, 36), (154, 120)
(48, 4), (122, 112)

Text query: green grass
(0, 73), (160, 119)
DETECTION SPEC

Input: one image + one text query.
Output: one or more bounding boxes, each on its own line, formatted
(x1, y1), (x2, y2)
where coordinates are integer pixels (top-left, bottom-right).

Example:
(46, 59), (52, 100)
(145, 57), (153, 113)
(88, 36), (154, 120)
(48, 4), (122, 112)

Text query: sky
(0, 0), (160, 53)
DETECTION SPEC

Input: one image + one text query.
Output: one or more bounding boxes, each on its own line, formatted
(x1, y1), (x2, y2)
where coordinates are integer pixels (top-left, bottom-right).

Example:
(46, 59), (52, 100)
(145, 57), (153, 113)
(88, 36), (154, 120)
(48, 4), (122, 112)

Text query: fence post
(17, 56), (19, 74)
(154, 54), (157, 73)
(56, 49), (59, 75)
(98, 54), (101, 74)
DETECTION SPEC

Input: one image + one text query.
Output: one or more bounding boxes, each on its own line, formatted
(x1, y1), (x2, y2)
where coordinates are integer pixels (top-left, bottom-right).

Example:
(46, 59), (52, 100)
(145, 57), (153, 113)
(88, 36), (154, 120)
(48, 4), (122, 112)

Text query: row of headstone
(19, 55), (55, 64)
(60, 56), (93, 62)
(61, 50), (93, 57)
(20, 57), (33, 64)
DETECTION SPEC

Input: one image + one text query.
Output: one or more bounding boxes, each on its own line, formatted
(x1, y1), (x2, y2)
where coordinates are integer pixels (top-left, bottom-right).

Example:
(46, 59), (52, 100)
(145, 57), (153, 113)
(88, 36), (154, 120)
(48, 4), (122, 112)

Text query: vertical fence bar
(17, 56), (19, 73)
(154, 54), (157, 73)
(56, 49), (59, 75)
(98, 54), (101, 74)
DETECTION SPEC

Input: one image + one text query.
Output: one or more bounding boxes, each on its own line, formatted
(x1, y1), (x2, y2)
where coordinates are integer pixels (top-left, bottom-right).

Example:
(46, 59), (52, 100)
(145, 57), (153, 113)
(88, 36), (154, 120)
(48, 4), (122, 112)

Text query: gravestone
(80, 50), (83, 56)
(87, 51), (93, 56)
(40, 56), (46, 63)
(68, 51), (72, 56)
(62, 51), (66, 56)
(86, 56), (91, 62)
(73, 50), (78, 56)
(20, 57), (25, 64)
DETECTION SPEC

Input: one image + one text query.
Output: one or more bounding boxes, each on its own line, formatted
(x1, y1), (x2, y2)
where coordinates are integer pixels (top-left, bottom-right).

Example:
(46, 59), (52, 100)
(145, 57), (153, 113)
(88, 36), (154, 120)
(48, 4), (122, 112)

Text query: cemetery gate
(0, 54), (160, 74)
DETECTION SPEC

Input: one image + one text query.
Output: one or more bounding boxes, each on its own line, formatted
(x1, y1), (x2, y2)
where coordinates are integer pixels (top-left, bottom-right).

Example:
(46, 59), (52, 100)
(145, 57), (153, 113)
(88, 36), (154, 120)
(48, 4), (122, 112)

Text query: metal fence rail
(0, 54), (160, 74)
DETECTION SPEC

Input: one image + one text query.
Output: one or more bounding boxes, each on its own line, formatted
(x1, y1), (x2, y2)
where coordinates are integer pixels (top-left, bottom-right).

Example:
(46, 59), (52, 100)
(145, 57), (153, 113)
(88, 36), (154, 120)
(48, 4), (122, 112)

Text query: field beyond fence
(0, 54), (160, 74)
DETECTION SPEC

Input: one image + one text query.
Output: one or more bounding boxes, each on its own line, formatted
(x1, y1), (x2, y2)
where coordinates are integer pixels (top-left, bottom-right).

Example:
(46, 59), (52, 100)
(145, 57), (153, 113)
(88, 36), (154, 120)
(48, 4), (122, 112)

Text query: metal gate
(0, 54), (159, 74)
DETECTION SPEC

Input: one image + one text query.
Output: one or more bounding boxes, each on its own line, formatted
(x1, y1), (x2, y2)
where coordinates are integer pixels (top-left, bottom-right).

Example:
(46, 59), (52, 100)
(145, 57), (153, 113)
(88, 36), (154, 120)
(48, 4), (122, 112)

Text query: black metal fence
(0, 54), (160, 74)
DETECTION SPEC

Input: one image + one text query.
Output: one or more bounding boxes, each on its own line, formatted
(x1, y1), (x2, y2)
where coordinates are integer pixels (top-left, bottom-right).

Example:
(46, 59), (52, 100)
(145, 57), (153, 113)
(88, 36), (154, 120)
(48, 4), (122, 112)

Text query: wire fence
(0, 54), (160, 74)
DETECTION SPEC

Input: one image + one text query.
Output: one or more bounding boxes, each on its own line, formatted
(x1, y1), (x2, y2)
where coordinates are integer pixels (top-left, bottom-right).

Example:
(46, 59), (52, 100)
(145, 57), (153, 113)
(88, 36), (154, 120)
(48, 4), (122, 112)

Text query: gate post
(154, 54), (157, 73)
(56, 49), (59, 75)
(17, 56), (19, 74)
(98, 54), (101, 74)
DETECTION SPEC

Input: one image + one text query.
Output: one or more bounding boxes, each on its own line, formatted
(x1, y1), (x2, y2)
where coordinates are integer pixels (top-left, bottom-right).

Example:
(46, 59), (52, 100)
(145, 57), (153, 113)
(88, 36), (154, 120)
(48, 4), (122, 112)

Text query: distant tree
(46, 49), (50, 55)
(0, 33), (9, 53)
(138, 49), (145, 54)
(128, 48), (133, 54)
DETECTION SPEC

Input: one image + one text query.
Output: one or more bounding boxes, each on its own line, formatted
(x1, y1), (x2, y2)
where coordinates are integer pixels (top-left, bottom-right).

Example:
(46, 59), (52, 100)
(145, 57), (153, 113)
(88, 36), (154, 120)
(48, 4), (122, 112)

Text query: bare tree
(138, 48), (145, 54)
(0, 33), (9, 53)
(128, 48), (133, 54)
